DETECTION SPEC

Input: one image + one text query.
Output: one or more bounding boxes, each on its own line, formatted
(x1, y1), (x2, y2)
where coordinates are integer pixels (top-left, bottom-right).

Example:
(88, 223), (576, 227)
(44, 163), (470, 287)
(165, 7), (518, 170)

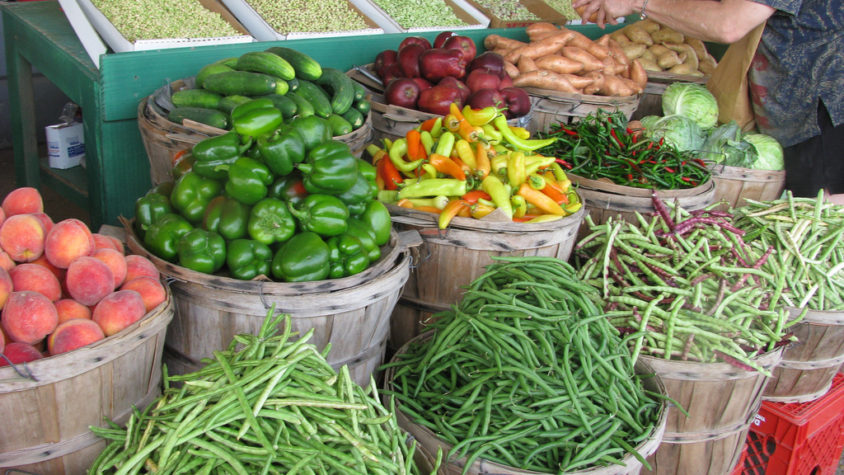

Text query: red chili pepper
(681, 160), (687, 166)
(626, 173), (633, 181)
(647, 142), (654, 150)
(556, 158), (573, 169)
(665, 166), (676, 173)
(659, 137), (665, 147)
(694, 158), (707, 167)
(610, 129), (624, 149)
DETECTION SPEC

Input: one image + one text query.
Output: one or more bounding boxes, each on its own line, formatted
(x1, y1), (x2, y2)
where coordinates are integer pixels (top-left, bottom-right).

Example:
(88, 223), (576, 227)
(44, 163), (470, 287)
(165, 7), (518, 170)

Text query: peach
(124, 254), (160, 282)
(1, 291), (58, 344)
(9, 263), (62, 302)
(108, 236), (125, 255)
(0, 214), (46, 262)
(2, 187), (44, 217)
(0, 207), (4, 228)
(92, 233), (119, 252)
(31, 212), (54, 236)
(65, 256), (115, 306)
(0, 250), (14, 272)
(92, 248), (128, 288)
(44, 218), (95, 269)
(55, 298), (92, 323)
(48, 318), (105, 355)
(92, 290), (146, 336)
(0, 326), (3, 353)
(0, 267), (11, 310)
(120, 276), (167, 312)
(31, 254), (65, 282)
(0, 342), (44, 366)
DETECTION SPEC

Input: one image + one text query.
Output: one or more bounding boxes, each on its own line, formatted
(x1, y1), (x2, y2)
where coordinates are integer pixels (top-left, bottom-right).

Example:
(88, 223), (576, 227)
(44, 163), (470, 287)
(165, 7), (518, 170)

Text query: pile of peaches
(0, 187), (166, 367)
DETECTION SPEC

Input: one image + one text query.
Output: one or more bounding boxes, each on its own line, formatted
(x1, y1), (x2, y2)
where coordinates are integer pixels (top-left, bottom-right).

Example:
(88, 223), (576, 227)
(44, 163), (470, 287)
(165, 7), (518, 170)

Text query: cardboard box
(221, 0), (385, 40)
(46, 122), (86, 170)
(75, 0), (253, 53)
(352, 0), (489, 33)
(464, 0), (568, 28)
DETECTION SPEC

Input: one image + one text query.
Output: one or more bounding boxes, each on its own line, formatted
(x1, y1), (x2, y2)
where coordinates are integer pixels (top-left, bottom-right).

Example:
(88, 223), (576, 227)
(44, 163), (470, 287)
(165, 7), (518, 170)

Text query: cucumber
(327, 114), (353, 137)
(294, 80), (333, 119)
(340, 108), (365, 130)
(316, 67), (355, 115)
(168, 106), (229, 130)
(195, 62), (234, 89)
(287, 77), (300, 92)
(288, 92), (315, 118)
(234, 51), (296, 81)
(213, 57), (239, 68)
(171, 89), (223, 110)
(354, 99), (371, 115)
(275, 80), (289, 96)
(259, 94), (298, 119)
(201, 71), (278, 96)
(218, 95), (252, 114)
(265, 46), (323, 81)
(351, 80), (366, 102)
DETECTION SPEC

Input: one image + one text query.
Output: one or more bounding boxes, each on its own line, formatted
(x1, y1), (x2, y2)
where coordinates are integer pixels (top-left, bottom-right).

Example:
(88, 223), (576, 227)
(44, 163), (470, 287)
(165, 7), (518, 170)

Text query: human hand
(572, 0), (636, 28)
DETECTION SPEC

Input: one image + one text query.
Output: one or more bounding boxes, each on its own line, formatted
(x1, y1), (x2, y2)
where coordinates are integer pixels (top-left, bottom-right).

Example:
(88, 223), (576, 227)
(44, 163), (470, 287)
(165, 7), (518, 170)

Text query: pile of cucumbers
(168, 47), (371, 137)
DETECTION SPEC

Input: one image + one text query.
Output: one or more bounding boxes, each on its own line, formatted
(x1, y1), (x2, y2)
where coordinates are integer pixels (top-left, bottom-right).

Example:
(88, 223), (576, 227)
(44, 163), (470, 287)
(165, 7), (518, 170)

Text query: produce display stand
(2, 1), (621, 229)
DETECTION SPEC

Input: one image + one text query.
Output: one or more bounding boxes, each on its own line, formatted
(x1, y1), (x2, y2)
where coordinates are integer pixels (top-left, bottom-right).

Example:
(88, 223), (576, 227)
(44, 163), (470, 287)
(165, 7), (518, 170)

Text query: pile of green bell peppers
(133, 111), (392, 282)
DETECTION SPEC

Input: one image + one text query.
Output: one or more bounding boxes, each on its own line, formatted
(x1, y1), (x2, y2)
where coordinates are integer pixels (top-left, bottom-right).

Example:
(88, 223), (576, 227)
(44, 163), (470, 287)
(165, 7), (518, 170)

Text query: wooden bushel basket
(523, 86), (639, 133)
(387, 204), (585, 352)
(138, 80), (373, 186)
(384, 332), (668, 475)
(0, 292), (174, 474)
(763, 307), (844, 403)
(638, 348), (784, 475)
(124, 221), (412, 388)
(711, 164), (786, 210)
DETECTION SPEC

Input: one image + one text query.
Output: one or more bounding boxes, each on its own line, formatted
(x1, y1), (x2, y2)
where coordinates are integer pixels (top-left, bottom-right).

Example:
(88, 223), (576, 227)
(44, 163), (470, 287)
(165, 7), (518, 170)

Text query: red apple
(438, 77), (470, 103)
(412, 77), (433, 91)
(419, 48), (467, 83)
(467, 88), (506, 111)
(374, 49), (398, 77)
(442, 35), (477, 64)
(465, 69), (502, 94)
(500, 87), (532, 118)
(380, 63), (405, 85)
(418, 85), (464, 116)
(398, 36), (431, 52)
(398, 43), (426, 78)
(433, 31), (456, 49)
(467, 51), (506, 77)
(385, 78), (422, 109)
(499, 74), (514, 90)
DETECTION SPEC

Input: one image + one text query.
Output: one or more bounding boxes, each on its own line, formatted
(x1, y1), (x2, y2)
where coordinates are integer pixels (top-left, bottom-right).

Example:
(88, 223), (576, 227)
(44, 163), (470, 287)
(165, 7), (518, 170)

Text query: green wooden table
(2, 1), (618, 228)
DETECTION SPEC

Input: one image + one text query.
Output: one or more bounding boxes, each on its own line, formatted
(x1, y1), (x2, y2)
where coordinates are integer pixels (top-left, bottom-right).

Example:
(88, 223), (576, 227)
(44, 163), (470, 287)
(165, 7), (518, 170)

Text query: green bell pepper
(288, 194), (349, 237)
(152, 181), (175, 197)
(345, 217), (381, 262)
(203, 195), (249, 240)
(247, 197), (296, 245)
(170, 171), (222, 223)
(298, 141), (359, 194)
(288, 115), (332, 152)
(224, 156), (274, 205)
(144, 213), (193, 262)
(135, 191), (173, 234)
(192, 131), (251, 163)
(226, 238), (273, 280)
(334, 171), (378, 216)
(257, 125), (306, 176)
(326, 233), (370, 279)
(172, 153), (195, 180)
(360, 200), (392, 246)
(231, 98), (284, 138)
(268, 171), (308, 206)
(271, 231), (331, 282)
(177, 228), (226, 274)
(356, 158), (377, 183)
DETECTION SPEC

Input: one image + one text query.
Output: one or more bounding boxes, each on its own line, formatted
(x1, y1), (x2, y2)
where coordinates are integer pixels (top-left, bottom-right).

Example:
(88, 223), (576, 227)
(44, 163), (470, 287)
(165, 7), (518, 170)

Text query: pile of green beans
(575, 195), (796, 373)
(246, 0), (370, 34)
(733, 191), (844, 311)
(89, 311), (422, 475)
(91, 0), (240, 41)
(383, 256), (663, 474)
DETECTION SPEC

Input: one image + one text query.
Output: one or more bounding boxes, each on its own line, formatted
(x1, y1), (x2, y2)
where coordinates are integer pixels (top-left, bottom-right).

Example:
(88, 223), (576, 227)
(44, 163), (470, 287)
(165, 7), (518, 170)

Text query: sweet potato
(629, 59), (648, 90)
(484, 35), (528, 52)
(608, 40), (631, 67)
(620, 76), (644, 94)
(624, 25), (653, 45)
(599, 74), (635, 96)
(583, 72), (604, 95)
(534, 54), (583, 74)
(526, 22), (560, 42)
(565, 28), (596, 50)
(504, 60), (520, 78)
(562, 46), (604, 72)
(559, 73), (595, 90)
(586, 42), (611, 60)
(513, 70), (580, 93)
(602, 57), (627, 76)
(518, 55), (539, 74)
(652, 28), (685, 44)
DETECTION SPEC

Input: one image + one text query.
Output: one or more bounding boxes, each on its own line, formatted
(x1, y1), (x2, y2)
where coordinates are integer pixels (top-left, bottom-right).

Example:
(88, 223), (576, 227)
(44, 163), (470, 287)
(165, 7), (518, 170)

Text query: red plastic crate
(740, 373), (844, 475)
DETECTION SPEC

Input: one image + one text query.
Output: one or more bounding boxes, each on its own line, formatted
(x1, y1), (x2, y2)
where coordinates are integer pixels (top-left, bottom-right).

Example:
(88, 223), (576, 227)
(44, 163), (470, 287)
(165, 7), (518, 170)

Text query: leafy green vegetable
(645, 114), (706, 152)
(662, 83), (719, 130)
(743, 133), (785, 170)
(700, 121), (757, 166)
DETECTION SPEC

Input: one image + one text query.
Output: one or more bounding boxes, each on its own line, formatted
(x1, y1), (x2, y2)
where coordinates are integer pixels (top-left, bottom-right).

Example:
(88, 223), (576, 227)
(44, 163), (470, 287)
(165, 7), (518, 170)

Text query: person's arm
(572, 0), (775, 44)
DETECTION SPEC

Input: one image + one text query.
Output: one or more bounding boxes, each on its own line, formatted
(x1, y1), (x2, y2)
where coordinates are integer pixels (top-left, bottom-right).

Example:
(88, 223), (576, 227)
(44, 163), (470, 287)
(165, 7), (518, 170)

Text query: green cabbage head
(662, 83), (719, 130)
(742, 133), (784, 170)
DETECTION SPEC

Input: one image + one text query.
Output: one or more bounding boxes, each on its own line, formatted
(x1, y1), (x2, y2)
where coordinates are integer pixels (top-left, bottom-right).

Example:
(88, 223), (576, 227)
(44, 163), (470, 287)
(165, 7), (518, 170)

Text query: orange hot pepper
(457, 120), (482, 142)
(461, 190), (492, 204)
(378, 155), (403, 190)
(438, 198), (470, 229)
(475, 142), (490, 178)
(429, 153), (467, 180)
(406, 129), (427, 160)
(419, 116), (439, 132)
(517, 183), (566, 216)
(449, 102), (465, 121)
